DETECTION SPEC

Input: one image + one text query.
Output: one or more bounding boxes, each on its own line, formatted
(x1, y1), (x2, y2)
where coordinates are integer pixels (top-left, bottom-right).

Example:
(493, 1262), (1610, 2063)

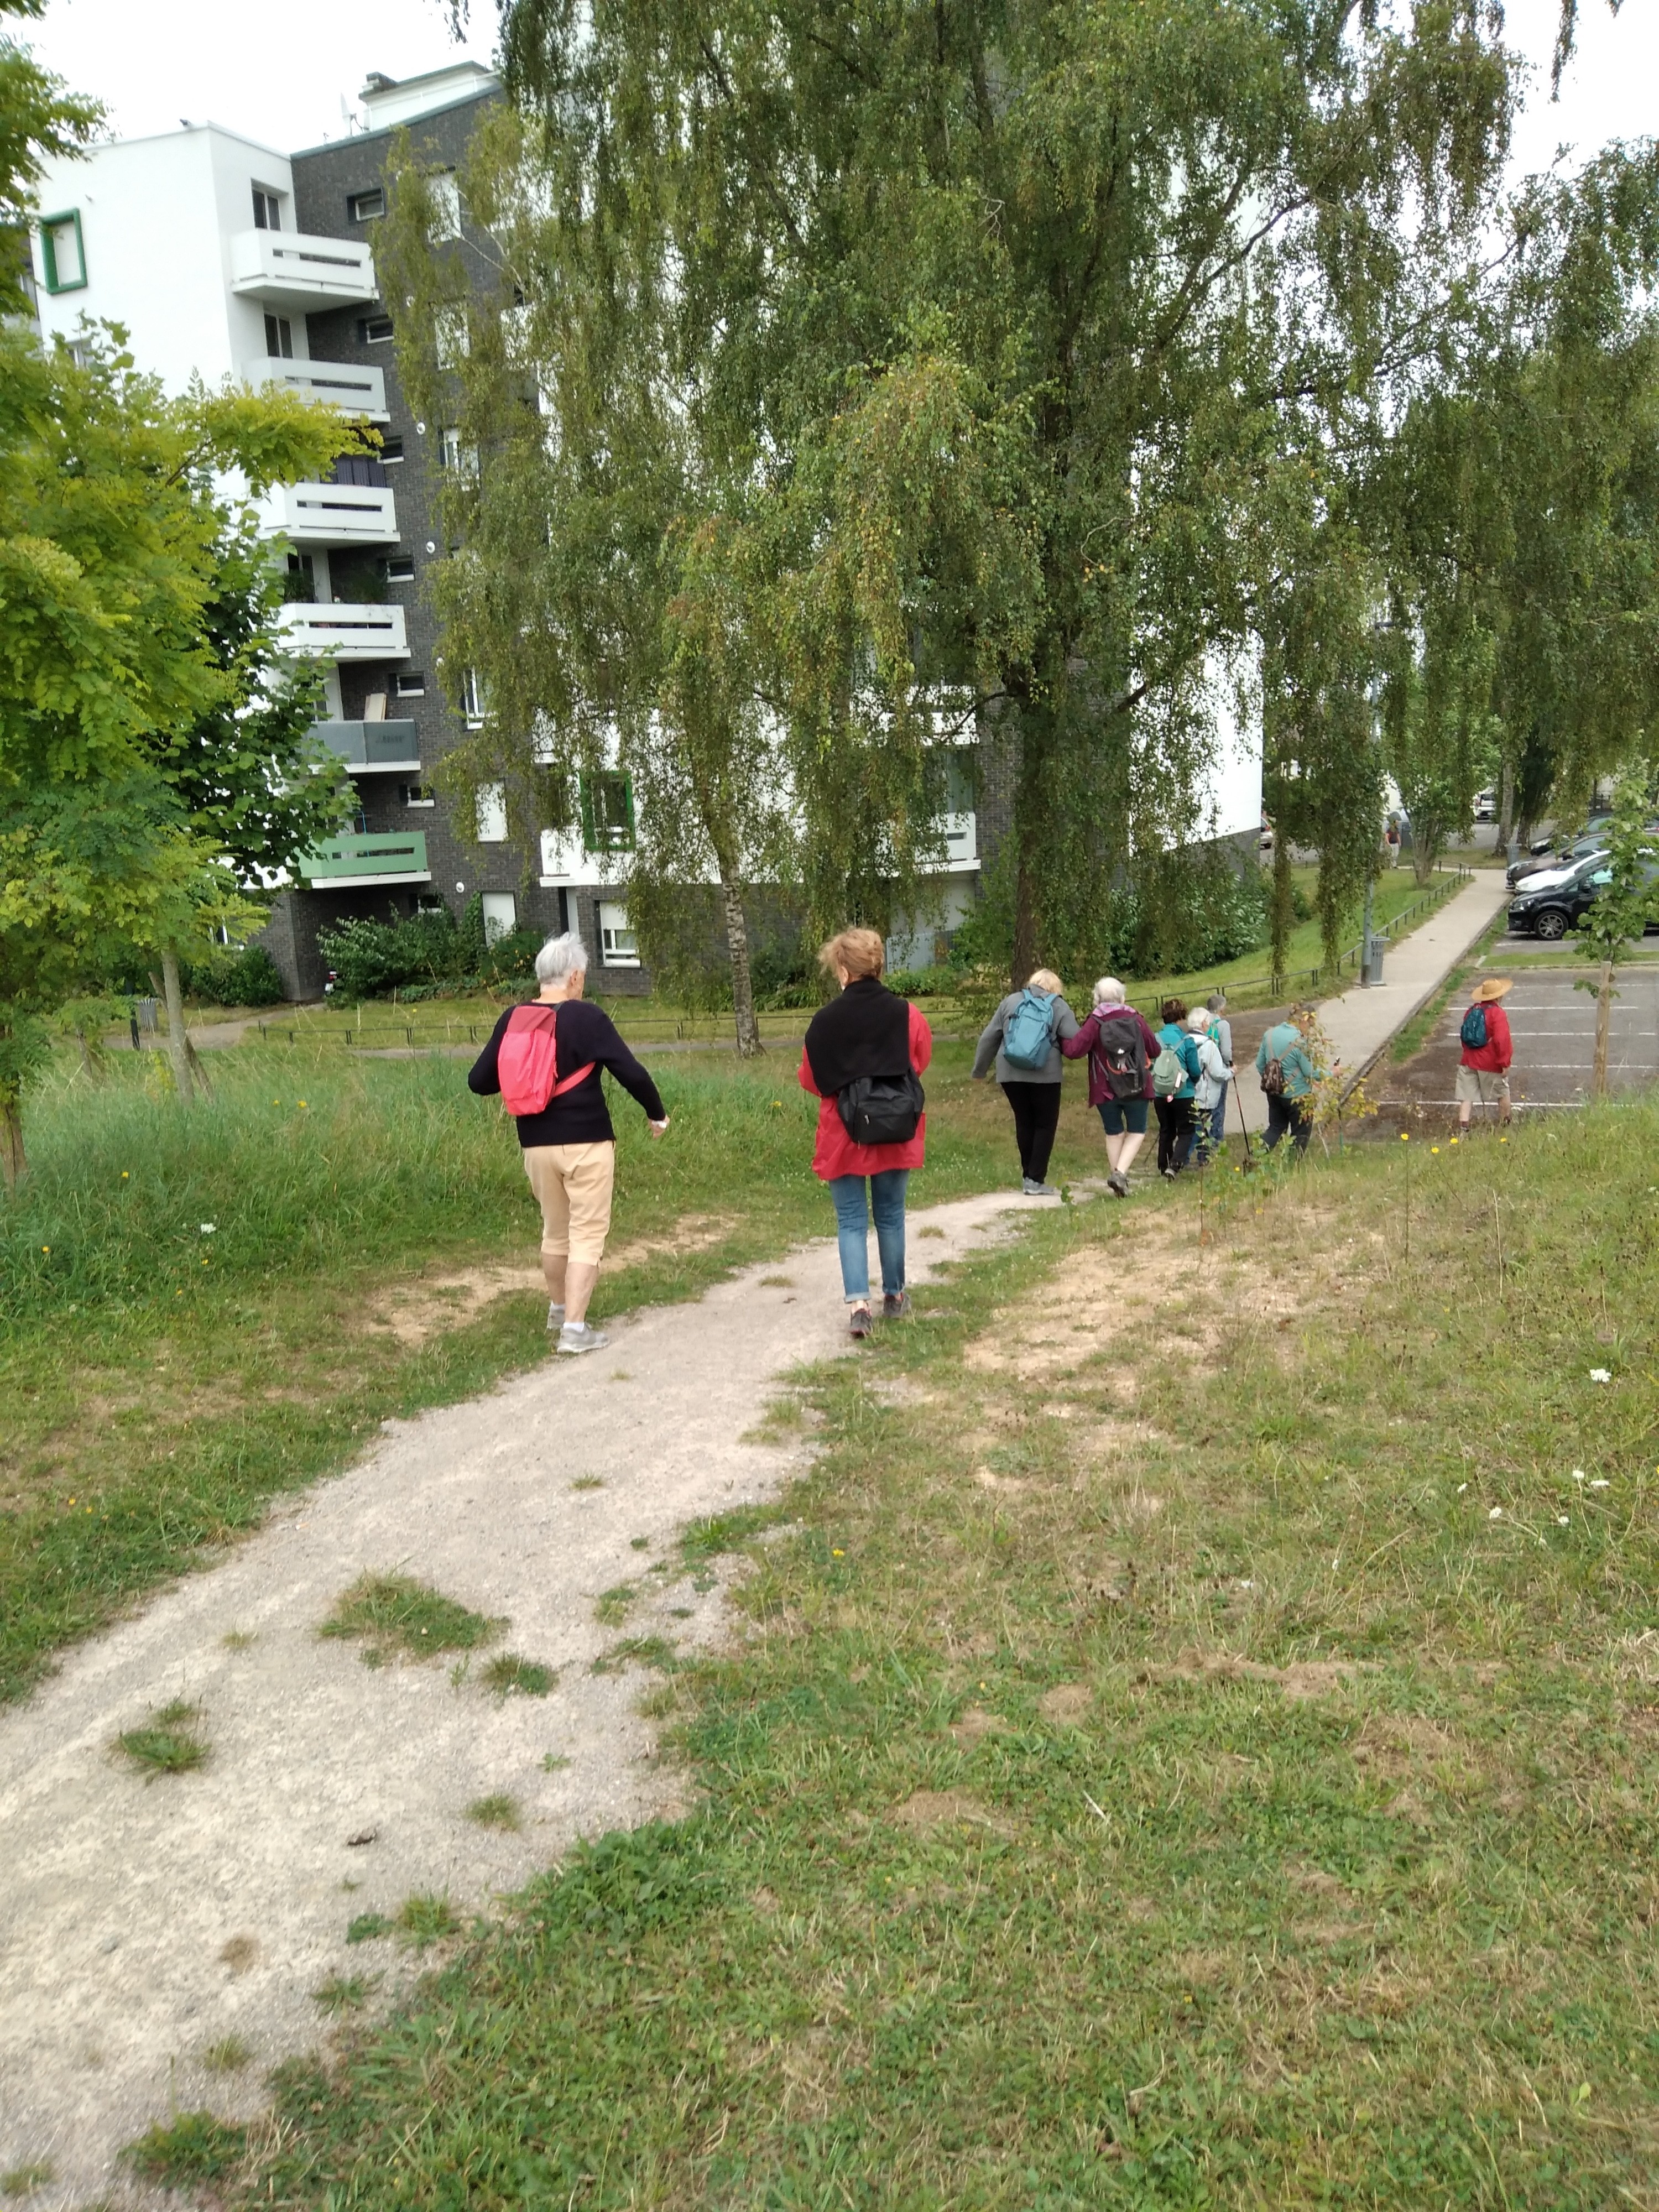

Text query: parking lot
(1376, 961), (1659, 1117)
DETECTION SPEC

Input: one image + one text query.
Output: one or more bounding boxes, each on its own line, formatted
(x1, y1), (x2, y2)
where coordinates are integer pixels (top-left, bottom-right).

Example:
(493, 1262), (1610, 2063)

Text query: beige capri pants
(521, 1140), (615, 1265)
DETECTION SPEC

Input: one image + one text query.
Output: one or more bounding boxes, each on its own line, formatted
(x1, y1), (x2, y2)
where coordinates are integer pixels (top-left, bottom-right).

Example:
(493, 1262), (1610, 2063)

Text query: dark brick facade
(260, 93), (643, 999)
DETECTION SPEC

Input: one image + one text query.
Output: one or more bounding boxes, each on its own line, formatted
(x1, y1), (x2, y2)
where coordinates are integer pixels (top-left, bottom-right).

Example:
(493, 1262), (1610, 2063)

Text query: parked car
(1508, 833), (1608, 888)
(1507, 851), (1659, 940)
(1473, 789), (1498, 822)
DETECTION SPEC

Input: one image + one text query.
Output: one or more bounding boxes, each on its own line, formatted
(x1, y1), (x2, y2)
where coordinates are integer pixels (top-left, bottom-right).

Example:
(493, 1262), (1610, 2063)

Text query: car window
(1587, 869), (1613, 886)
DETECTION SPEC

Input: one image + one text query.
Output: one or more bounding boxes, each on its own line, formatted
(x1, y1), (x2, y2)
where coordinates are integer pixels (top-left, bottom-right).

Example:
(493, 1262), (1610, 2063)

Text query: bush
(191, 944), (286, 1008)
(317, 909), (463, 999)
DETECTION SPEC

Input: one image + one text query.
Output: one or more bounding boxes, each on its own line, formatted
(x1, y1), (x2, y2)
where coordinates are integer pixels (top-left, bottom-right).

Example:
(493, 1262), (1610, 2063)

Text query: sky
(18, 0), (1659, 173)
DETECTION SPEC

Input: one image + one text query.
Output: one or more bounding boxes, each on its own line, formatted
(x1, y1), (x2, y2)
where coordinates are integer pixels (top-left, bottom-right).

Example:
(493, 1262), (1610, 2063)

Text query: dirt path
(0, 1188), (1051, 2203)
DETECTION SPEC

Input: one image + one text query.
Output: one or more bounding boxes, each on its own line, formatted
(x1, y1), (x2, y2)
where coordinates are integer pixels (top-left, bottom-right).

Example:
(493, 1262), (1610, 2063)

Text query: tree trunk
(158, 951), (195, 1105)
(720, 877), (763, 1059)
(0, 1092), (23, 1191)
(1269, 837), (1294, 988)
(1498, 756), (1516, 864)
(1593, 959), (1613, 1099)
(1411, 839), (1437, 889)
(1011, 843), (1037, 990)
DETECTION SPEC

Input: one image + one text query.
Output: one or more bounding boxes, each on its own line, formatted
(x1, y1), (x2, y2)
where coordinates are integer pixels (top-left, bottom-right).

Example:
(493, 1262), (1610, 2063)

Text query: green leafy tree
(0, 0), (98, 311)
(1573, 759), (1659, 1098)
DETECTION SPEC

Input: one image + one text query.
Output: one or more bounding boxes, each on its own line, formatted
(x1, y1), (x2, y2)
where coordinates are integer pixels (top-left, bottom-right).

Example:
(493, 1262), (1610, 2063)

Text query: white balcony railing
(260, 481), (399, 547)
(243, 356), (388, 421)
(229, 228), (377, 311)
(937, 811), (978, 867)
(279, 603), (408, 662)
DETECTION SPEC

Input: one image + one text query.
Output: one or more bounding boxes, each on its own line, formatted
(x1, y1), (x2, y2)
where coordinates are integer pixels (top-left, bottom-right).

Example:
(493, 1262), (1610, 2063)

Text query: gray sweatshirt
(972, 992), (1081, 1084)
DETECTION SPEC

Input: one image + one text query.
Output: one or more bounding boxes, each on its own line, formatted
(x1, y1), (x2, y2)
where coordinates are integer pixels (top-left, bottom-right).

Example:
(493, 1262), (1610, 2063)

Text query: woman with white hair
(1061, 977), (1161, 1197)
(970, 965), (1080, 1197)
(1185, 1005), (1232, 1162)
(468, 931), (669, 1355)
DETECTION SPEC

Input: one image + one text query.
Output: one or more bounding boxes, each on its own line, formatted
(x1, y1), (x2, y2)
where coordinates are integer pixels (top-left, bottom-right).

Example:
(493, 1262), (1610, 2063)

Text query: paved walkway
(1233, 872), (1512, 1134)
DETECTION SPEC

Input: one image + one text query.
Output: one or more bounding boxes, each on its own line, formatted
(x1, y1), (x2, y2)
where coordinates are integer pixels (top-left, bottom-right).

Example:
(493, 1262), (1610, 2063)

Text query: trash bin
(1361, 939), (1385, 987)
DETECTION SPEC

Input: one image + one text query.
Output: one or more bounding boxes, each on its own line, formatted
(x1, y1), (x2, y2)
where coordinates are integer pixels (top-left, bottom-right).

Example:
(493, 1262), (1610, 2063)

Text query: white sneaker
(556, 1321), (609, 1356)
(546, 1301), (565, 1332)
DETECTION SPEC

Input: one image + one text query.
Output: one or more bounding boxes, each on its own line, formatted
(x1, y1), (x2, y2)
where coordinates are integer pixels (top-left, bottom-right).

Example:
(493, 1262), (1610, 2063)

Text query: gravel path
(0, 1187), (1045, 2204)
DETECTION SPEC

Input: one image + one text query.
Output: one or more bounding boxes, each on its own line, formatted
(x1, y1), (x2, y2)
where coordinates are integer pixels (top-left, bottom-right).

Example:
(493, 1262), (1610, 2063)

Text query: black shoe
(883, 1291), (909, 1321)
(849, 1304), (873, 1338)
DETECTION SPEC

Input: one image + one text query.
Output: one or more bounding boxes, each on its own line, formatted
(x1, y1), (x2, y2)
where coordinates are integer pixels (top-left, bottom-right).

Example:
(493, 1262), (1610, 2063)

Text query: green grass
(239, 1097), (1659, 2208)
(200, 2033), (252, 2073)
(319, 1573), (503, 1666)
(116, 1698), (208, 1777)
(312, 1973), (376, 2014)
(0, 2167), (53, 2199)
(479, 1651), (555, 1698)
(395, 1893), (460, 1948)
(1, 1037), (1103, 1703)
(465, 1792), (522, 1832)
(345, 1911), (392, 1945)
(124, 2110), (247, 2182)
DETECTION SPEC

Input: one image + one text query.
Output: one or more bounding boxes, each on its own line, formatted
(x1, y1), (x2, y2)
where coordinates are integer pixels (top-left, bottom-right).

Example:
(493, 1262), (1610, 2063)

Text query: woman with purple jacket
(1062, 978), (1161, 1198)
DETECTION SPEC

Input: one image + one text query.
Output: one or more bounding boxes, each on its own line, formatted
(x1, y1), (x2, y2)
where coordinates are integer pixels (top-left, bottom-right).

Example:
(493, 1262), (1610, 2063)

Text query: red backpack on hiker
(497, 1004), (594, 1116)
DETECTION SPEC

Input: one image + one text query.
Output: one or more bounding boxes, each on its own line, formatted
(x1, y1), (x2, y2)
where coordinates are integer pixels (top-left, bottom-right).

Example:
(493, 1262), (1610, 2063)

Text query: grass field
(0, 1039), (1111, 1704)
(202, 1096), (1659, 2208)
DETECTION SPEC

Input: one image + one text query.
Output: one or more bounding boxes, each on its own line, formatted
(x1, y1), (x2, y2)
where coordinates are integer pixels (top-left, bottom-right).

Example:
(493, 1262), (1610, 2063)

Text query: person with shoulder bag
(971, 966), (1080, 1197)
(1256, 1001), (1320, 1155)
(1151, 997), (1201, 1177)
(799, 928), (933, 1339)
(468, 932), (670, 1355)
(1202, 992), (1234, 1155)
(1061, 977), (1161, 1197)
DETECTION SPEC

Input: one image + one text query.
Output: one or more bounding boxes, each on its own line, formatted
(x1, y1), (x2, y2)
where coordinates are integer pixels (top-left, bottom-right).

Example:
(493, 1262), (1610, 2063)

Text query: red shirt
(1461, 1001), (1511, 1072)
(798, 1001), (933, 1179)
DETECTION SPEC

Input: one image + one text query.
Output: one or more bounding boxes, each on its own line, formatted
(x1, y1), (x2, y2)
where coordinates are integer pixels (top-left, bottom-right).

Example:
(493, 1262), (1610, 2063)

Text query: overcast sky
(19, 0), (1659, 174)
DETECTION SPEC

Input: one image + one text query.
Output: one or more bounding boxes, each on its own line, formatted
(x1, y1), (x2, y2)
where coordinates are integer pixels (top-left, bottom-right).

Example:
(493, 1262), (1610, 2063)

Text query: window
(348, 186), (385, 222)
(429, 171), (462, 241)
(284, 550), (315, 602)
(481, 891), (517, 945)
(435, 309), (470, 368)
(358, 315), (394, 345)
(263, 312), (294, 359)
(393, 663), (424, 690)
(580, 771), (635, 854)
(38, 209), (86, 293)
(599, 902), (640, 967)
(461, 668), (489, 727)
(440, 425), (478, 479)
(251, 185), (283, 232)
(383, 556), (416, 585)
(377, 435), (404, 465)
(475, 781), (507, 842)
(401, 783), (436, 808)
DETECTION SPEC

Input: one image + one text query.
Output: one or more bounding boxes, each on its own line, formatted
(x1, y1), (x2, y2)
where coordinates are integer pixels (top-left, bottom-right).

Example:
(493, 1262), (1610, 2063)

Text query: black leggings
(1264, 1094), (1312, 1154)
(1001, 1080), (1061, 1182)
(1154, 1095), (1197, 1174)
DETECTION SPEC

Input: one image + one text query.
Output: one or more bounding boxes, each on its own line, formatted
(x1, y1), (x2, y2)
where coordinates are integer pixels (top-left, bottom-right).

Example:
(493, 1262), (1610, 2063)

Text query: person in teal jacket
(1152, 997), (1202, 1176)
(1256, 1004), (1321, 1154)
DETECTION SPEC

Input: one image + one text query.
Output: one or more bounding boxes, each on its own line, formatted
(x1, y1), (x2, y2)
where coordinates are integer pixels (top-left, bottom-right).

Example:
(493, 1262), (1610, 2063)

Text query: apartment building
(30, 64), (1259, 999)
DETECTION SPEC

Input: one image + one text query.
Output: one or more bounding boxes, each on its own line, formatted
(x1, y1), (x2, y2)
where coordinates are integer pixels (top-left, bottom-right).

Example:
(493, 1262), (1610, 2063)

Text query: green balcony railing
(298, 830), (429, 883)
(312, 718), (420, 769)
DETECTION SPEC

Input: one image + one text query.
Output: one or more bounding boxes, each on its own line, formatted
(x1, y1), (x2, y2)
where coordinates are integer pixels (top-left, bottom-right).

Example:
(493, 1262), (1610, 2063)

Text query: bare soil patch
(888, 1788), (1016, 1838)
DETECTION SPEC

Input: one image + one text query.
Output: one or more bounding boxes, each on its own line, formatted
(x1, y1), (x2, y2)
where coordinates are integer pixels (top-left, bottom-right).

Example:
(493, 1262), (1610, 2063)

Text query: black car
(1507, 851), (1659, 940)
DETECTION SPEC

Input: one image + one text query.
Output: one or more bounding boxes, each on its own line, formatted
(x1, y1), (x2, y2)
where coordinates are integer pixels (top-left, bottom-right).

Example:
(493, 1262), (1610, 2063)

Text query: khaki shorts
(521, 1141), (615, 1265)
(1455, 1065), (1510, 1108)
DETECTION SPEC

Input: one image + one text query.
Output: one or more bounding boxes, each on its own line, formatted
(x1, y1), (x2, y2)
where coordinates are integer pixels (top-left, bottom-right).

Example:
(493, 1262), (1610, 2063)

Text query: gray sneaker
(1025, 1181), (1060, 1199)
(546, 1301), (565, 1332)
(556, 1321), (609, 1356)
(1107, 1172), (1128, 1198)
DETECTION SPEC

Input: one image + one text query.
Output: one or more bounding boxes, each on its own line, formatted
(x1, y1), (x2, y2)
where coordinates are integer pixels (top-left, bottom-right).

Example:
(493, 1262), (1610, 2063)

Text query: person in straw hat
(1456, 977), (1514, 1130)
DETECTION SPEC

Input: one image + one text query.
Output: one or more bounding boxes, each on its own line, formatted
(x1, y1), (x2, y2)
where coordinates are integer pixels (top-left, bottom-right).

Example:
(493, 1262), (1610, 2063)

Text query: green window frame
(39, 208), (86, 293)
(578, 770), (635, 854)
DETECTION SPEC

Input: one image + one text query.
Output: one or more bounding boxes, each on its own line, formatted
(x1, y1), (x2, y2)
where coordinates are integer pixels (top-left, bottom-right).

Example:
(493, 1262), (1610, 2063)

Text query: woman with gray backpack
(972, 966), (1079, 1196)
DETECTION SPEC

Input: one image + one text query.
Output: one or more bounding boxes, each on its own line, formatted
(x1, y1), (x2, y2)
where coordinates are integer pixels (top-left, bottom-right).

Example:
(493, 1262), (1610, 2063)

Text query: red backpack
(497, 1004), (594, 1116)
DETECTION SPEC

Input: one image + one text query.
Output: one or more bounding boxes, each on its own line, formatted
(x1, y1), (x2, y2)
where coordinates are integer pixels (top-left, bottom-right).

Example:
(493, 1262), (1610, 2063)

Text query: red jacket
(798, 1001), (933, 1179)
(1461, 1001), (1512, 1072)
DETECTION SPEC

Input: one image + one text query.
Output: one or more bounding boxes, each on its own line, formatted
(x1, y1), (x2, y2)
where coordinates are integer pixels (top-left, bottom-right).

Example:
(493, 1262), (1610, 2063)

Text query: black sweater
(467, 999), (666, 1147)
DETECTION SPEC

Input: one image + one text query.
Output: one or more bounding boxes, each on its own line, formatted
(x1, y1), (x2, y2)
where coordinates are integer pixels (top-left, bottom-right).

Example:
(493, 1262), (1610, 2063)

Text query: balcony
(243, 356), (389, 421)
(279, 603), (408, 661)
(297, 830), (430, 888)
(936, 811), (978, 868)
(261, 480), (399, 546)
(229, 228), (377, 311)
(312, 719), (420, 772)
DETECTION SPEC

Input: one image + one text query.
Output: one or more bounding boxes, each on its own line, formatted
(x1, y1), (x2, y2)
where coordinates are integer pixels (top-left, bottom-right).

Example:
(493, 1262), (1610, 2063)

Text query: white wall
(1191, 653), (1264, 844)
(31, 125), (296, 393)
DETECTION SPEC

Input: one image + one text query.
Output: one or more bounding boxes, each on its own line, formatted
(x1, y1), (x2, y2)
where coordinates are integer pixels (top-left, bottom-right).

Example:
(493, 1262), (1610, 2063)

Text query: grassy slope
(232, 1102), (1659, 2208)
(0, 1039), (1106, 1703)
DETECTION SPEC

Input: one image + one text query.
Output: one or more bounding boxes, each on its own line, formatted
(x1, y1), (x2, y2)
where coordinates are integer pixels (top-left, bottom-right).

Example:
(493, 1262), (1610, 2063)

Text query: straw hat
(1470, 977), (1513, 1003)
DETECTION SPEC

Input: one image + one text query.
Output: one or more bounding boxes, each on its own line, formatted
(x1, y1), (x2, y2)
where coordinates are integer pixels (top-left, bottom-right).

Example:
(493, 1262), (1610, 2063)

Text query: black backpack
(1093, 1009), (1148, 1101)
(837, 1071), (926, 1146)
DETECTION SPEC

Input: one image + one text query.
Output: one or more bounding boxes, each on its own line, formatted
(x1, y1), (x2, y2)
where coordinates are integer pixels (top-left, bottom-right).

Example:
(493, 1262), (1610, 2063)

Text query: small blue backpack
(1003, 987), (1057, 1070)
(1459, 1004), (1488, 1051)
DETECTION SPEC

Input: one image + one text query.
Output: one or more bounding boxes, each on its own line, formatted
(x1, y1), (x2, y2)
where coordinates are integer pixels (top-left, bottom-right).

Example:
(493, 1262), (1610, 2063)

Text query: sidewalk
(1234, 871), (1512, 1133)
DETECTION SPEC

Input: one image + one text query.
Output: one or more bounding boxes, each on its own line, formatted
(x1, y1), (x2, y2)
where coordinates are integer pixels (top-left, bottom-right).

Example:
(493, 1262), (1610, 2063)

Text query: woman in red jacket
(799, 927), (932, 1338)
(1456, 975), (1514, 1130)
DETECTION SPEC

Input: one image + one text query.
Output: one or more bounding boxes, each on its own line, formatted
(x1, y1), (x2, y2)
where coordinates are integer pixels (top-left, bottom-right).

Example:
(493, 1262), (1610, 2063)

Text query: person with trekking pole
(1185, 1006), (1232, 1161)
(1061, 977), (1161, 1197)
(1151, 998), (1203, 1176)
(1256, 1002), (1319, 1155)
(972, 966), (1080, 1197)
(799, 927), (933, 1339)
(1455, 977), (1514, 1131)
(468, 932), (669, 1356)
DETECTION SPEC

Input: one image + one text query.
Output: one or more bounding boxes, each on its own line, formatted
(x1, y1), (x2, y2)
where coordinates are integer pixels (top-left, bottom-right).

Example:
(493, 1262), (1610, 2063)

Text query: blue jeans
(1207, 1084), (1230, 1155)
(828, 1171), (909, 1302)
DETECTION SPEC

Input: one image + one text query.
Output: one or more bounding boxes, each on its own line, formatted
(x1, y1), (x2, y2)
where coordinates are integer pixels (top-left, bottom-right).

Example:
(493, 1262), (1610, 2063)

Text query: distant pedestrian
(800, 927), (933, 1339)
(972, 966), (1079, 1196)
(1185, 1006), (1232, 1161)
(1457, 977), (1514, 1130)
(468, 932), (670, 1357)
(1385, 817), (1402, 868)
(1151, 997), (1202, 1177)
(1256, 1002), (1319, 1155)
(1062, 977), (1160, 1196)
(1203, 991), (1234, 1155)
